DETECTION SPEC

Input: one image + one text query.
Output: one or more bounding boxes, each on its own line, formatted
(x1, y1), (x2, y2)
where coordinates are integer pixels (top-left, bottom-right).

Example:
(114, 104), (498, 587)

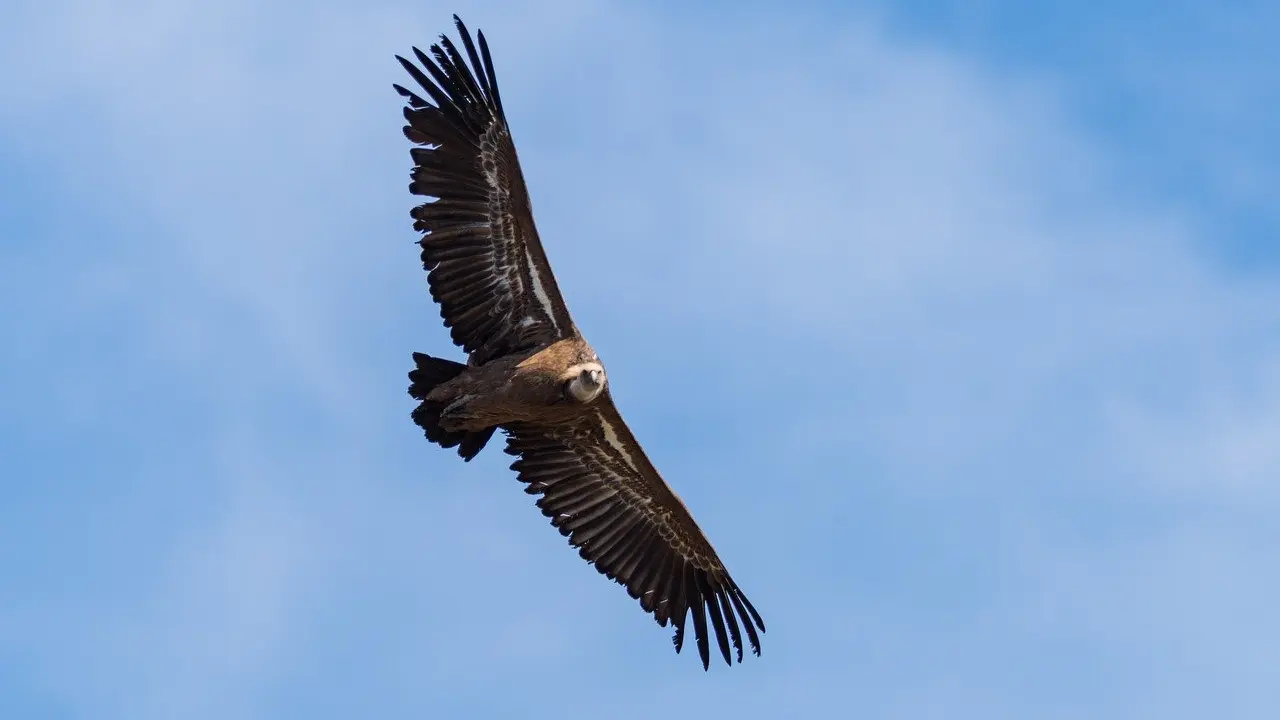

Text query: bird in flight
(394, 15), (765, 669)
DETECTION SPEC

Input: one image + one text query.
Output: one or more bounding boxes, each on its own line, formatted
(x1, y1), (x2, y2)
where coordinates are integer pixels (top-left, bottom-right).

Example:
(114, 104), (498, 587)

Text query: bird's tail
(408, 352), (496, 462)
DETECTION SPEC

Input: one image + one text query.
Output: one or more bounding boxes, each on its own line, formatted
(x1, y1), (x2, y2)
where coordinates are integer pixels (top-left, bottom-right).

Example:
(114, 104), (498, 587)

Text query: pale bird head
(567, 363), (606, 403)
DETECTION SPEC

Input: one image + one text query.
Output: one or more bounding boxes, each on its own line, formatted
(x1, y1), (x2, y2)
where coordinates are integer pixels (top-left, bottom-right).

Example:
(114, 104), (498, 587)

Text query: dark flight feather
(502, 394), (766, 669)
(396, 15), (576, 366)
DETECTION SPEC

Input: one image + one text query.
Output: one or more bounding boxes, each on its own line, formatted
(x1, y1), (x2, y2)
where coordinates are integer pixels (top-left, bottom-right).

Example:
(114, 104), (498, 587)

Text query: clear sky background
(2, 0), (1279, 717)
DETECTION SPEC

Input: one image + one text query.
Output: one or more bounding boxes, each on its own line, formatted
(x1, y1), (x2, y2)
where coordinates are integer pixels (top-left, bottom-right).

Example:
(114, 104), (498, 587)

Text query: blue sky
(2, 0), (1279, 717)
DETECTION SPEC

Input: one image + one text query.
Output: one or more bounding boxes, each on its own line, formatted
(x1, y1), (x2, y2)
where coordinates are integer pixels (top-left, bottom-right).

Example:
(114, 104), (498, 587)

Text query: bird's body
(395, 15), (765, 670)
(426, 336), (604, 431)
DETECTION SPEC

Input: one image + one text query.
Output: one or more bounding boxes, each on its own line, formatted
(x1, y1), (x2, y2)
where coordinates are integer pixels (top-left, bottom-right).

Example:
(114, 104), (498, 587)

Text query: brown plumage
(397, 15), (765, 669)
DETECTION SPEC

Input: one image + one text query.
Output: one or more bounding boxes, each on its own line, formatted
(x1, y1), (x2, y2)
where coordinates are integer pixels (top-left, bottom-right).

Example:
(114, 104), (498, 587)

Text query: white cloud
(3, 0), (1279, 717)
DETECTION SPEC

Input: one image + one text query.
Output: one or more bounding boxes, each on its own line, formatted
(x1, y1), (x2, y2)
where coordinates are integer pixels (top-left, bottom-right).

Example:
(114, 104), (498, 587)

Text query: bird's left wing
(504, 391), (766, 669)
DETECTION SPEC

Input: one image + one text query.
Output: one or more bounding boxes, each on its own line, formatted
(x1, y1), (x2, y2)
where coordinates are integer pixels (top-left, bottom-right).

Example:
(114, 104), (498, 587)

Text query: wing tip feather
(500, 383), (767, 671)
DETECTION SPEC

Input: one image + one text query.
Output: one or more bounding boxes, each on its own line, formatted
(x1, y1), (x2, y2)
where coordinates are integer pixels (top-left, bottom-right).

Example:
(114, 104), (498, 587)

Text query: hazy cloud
(2, 1), (1277, 718)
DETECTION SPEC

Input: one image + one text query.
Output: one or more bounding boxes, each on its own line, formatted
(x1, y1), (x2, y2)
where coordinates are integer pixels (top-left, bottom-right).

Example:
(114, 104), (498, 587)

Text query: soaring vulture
(396, 15), (765, 669)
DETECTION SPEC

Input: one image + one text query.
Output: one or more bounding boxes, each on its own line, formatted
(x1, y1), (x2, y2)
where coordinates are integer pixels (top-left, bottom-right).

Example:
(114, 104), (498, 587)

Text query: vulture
(396, 15), (765, 669)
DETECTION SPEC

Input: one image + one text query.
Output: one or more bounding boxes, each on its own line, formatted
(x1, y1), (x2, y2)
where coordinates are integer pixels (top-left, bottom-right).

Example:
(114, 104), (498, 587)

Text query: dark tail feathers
(408, 352), (495, 462)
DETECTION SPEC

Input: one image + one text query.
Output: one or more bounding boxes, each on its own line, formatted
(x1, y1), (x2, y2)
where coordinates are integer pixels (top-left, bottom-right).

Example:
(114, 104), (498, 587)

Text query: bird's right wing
(395, 16), (578, 365)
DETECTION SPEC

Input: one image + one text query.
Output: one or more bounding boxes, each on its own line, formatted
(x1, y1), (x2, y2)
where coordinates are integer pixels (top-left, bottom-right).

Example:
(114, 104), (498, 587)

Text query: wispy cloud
(2, 0), (1278, 718)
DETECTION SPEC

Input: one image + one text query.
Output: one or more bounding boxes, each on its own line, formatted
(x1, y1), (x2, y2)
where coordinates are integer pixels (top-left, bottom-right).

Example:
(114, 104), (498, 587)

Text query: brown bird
(395, 15), (765, 669)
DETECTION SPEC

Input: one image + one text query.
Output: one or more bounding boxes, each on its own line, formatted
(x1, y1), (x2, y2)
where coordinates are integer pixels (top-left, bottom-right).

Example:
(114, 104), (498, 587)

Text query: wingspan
(395, 16), (576, 365)
(503, 393), (766, 669)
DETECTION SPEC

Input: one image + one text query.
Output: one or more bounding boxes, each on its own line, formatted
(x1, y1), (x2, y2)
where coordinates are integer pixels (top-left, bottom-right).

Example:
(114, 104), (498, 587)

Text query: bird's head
(566, 362), (606, 403)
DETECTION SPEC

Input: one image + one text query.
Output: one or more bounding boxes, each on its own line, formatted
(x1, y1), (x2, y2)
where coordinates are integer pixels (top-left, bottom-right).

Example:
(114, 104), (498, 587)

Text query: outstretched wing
(395, 16), (576, 365)
(504, 392), (766, 669)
